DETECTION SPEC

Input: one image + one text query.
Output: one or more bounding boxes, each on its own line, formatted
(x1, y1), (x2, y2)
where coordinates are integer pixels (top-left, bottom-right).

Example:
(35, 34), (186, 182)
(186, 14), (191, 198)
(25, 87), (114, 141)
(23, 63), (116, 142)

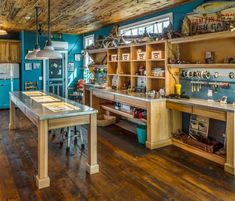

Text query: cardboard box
(151, 51), (164, 59)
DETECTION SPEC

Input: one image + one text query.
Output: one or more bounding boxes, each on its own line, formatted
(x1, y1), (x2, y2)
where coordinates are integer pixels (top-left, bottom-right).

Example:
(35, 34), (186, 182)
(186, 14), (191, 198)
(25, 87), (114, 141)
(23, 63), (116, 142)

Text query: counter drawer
(93, 90), (114, 101)
(166, 102), (193, 113)
(115, 95), (147, 108)
(193, 107), (226, 121)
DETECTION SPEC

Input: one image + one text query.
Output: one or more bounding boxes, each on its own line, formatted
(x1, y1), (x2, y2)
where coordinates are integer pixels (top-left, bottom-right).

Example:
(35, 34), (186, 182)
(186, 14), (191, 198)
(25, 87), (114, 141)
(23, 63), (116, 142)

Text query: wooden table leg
(224, 112), (235, 175)
(36, 120), (50, 189)
(9, 100), (16, 130)
(86, 113), (99, 174)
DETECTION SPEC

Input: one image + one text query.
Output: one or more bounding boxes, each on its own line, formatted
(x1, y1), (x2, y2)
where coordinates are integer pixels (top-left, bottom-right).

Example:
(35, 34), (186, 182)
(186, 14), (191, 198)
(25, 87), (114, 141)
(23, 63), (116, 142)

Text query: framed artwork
(74, 53), (81, 61)
(68, 62), (75, 72)
(33, 63), (41, 69)
(25, 63), (32, 71)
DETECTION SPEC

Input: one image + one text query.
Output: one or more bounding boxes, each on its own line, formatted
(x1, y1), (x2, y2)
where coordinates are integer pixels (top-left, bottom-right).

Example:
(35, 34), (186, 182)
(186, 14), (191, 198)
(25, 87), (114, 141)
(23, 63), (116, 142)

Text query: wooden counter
(166, 99), (235, 175)
(9, 91), (99, 189)
(84, 85), (171, 150)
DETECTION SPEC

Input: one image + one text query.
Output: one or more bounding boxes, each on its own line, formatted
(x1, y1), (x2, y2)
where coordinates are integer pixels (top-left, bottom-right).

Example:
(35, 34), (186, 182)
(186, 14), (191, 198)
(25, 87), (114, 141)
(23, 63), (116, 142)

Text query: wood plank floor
(0, 109), (235, 201)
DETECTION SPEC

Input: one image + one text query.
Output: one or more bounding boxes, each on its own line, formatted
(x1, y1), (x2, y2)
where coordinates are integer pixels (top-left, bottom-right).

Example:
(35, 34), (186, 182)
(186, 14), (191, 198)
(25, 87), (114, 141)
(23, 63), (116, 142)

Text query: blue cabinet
(0, 79), (20, 109)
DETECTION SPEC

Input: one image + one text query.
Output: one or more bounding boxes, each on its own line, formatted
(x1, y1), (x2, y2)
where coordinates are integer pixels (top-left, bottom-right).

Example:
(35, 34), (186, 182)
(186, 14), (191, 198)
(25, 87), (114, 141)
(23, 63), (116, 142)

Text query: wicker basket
(97, 114), (116, 127)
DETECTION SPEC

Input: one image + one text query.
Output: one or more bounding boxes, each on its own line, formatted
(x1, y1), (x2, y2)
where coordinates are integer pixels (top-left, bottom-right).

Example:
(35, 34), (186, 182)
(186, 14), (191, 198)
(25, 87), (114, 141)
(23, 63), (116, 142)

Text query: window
(84, 35), (94, 67)
(83, 35), (94, 83)
(119, 13), (172, 38)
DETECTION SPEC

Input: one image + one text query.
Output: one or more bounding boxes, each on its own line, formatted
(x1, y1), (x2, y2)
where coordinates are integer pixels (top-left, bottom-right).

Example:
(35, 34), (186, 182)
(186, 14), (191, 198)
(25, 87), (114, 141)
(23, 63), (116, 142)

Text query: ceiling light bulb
(0, 29), (7, 35)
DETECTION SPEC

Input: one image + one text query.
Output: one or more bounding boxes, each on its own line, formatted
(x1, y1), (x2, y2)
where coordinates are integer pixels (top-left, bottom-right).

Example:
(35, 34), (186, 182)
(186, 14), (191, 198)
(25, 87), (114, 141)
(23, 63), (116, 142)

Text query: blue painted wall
(21, 31), (83, 90)
(180, 69), (235, 104)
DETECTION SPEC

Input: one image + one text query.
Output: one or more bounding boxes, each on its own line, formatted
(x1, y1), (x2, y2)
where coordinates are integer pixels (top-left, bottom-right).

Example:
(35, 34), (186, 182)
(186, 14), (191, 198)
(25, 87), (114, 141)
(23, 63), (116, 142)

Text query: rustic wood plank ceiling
(0, 0), (192, 34)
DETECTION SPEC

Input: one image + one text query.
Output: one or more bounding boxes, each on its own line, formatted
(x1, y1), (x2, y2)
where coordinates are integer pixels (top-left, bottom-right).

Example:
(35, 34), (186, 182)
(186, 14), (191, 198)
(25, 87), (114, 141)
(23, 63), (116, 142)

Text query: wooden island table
(9, 91), (99, 189)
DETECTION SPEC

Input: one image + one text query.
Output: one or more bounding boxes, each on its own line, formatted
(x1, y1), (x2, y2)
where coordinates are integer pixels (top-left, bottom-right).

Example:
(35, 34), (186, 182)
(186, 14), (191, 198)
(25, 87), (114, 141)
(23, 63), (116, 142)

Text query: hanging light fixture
(0, 27), (7, 35)
(36, 0), (62, 59)
(25, 7), (41, 60)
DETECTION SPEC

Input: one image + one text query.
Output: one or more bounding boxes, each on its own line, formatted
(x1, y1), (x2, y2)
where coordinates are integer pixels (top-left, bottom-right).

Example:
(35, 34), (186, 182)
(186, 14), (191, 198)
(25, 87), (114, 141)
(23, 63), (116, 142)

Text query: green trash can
(136, 124), (147, 144)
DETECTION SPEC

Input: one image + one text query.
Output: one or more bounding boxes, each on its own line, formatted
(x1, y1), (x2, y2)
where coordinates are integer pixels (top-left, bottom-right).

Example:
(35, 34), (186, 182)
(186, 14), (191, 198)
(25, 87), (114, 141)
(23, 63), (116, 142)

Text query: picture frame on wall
(68, 62), (75, 72)
(33, 63), (41, 69)
(25, 63), (32, 71)
(74, 53), (81, 61)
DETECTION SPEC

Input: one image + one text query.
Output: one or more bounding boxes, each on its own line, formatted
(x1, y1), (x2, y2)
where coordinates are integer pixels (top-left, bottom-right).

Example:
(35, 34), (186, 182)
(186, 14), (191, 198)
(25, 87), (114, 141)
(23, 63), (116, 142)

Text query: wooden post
(224, 112), (235, 175)
(146, 101), (172, 150)
(36, 120), (50, 189)
(86, 113), (99, 174)
(9, 100), (16, 130)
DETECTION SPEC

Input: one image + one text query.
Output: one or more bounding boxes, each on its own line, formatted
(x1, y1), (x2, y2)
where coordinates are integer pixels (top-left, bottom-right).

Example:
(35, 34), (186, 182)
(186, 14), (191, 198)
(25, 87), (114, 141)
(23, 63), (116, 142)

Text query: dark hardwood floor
(0, 109), (235, 201)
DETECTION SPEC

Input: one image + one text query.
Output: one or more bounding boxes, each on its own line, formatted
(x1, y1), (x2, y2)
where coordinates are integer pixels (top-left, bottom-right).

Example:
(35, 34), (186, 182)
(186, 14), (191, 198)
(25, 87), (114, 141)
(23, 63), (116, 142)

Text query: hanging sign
(182, 4), (235, 36)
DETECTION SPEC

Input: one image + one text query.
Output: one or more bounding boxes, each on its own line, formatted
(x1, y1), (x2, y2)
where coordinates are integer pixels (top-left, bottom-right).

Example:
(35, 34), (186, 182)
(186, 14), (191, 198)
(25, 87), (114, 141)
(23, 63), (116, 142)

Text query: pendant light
(36, 0), (62, 59)
(25, 7), (41, 60)
(0, 27), (7, 35)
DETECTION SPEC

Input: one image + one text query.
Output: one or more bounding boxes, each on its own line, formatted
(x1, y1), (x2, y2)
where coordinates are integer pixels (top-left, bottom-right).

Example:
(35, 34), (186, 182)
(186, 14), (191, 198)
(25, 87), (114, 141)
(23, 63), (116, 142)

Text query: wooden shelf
(132, 75), (146, 78)
(148, 76), (165, 79)
(108, 61), (118, 63)
(101, 105), (147, 123)
(88, 64), (107, 68)
(108, 73), (117, 76)
(169, 31), (235, 44)
(101, 105), (133, 119)
(172, 138), (225, 165)
(168, 64), (235, 69)
(119, 74), (131, 77)
(132, 60), (146, 62)
(147, 59), (165, 61)
(87, 48), (107, 54)
(119, 60), (131, 62)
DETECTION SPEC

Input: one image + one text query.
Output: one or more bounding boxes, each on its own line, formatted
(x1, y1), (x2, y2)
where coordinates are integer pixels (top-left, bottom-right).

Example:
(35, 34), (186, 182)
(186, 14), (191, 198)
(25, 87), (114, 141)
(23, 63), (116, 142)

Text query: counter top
(85, 84), (235, 112)
(86, 84), (165, 102)
(10, 91), (97, 121)
(167, 98), (235, 112)
(94, 88), (166, 102)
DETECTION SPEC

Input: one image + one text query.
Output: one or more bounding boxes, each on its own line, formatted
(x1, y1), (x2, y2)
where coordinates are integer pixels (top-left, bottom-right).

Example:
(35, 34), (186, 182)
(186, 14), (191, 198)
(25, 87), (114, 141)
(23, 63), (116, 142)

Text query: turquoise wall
(21, 31), (83, 90)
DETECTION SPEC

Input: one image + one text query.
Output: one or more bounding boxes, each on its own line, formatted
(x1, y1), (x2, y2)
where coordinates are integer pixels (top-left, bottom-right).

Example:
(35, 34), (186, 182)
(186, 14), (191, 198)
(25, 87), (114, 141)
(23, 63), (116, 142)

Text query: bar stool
(55, 126), (85, 152)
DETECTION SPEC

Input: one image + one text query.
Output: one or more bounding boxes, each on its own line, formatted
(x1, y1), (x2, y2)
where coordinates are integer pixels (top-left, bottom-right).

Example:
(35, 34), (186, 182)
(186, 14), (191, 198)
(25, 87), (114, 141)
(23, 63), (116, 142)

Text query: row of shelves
(107, 74), (165, 91)
(107, 42), (166, 62)
(108, 60), (165, 77)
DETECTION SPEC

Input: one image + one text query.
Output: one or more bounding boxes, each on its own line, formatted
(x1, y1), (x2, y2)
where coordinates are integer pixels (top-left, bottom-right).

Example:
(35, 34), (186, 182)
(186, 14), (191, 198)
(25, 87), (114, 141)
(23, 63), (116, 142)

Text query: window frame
(83, 34), (94, 67)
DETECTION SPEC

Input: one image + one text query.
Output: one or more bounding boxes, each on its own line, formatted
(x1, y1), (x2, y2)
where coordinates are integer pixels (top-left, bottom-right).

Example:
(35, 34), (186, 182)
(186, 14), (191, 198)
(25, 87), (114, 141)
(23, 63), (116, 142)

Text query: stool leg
(80, 126), (85, 150)
(74, 126), (78, 145)
(66, 127), (71, 152)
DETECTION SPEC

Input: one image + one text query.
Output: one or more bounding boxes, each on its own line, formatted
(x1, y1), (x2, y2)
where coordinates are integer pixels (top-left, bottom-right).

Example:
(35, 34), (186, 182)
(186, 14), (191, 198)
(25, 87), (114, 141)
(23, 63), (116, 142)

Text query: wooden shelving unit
(105, 40), (169, 92)
(167, 31), (235, 94)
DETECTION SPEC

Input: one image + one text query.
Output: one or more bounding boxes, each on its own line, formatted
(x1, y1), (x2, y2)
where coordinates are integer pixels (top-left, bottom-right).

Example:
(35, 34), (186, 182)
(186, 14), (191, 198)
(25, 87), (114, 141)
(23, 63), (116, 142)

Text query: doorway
(43, 51), (68, 98)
